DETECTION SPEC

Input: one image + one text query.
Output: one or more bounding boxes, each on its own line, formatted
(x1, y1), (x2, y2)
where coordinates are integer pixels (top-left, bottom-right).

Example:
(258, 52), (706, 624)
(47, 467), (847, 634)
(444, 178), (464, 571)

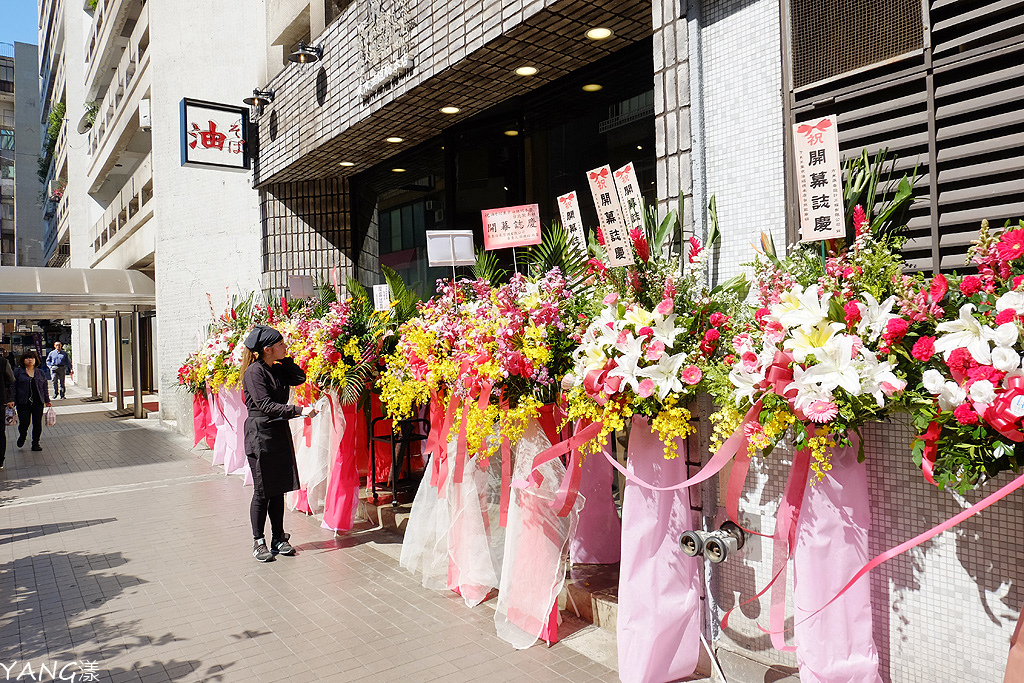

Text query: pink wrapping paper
(219, 388), (249, 476)
(618, 416), (701, 683)
(209, 391), (227, 467)
(570, 436), (621, 564)
(793, 438), (881, 683)
(321, 403), (360, 532)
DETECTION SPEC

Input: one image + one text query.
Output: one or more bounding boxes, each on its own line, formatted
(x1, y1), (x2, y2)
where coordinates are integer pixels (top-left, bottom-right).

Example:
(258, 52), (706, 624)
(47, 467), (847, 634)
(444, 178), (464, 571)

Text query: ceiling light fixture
(504, 130), (519, 137)
(440, 106), (461, 114)
(586, 27), (613, 40)
(386, 136), (404, 143)
(514, 66), (538, 76)
(582, 83), (603, 92)
(339, 161), (355, 167)
(392, 168), (407, 173)
(288, 42), (323, 64)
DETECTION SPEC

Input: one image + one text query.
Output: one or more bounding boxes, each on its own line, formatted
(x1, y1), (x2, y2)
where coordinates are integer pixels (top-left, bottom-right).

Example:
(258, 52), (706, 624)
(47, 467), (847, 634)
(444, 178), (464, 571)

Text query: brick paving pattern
(0, 382), (631, 683)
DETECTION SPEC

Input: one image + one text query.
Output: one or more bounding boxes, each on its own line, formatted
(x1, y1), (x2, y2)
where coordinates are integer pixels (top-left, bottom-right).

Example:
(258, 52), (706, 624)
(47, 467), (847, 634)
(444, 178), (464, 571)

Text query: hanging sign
(481, 204), (542, 250)
(586, 165), (635, 267)
(372, 284), (391, 311)
(179, 98), (250, 170)
(426, 230), (476, 267)
(793, 115), (845, 242)
(556, 192), (588, 254)
(613, 162), (644, 232)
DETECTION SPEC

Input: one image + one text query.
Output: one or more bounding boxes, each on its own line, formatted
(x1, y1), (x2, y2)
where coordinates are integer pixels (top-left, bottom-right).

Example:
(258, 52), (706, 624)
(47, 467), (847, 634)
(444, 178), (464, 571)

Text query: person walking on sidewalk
(13, 350), (52, 452)
(240, 325), (317, 562)
(47, 342), (72, 400)
(0, 352), (14, 469)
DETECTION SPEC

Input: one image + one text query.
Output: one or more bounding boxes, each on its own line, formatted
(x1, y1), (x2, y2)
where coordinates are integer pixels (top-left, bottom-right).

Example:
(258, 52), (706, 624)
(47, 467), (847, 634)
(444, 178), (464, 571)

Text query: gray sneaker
(271, 537), (295, 556)
(253, 539), (275, 562)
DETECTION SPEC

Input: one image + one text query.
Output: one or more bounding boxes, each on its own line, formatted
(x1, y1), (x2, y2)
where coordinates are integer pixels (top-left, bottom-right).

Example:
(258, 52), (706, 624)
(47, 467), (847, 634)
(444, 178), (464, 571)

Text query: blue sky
(0, 0), (41, 47)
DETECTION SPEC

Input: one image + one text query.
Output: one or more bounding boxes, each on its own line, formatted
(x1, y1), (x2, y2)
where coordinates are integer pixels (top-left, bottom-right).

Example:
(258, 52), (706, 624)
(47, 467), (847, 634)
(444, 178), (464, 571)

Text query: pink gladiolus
(637, 379), (656, 398)
(853, 205), (867, 237)
(688, 236), (704, 263)
(656, 298), (674, 315)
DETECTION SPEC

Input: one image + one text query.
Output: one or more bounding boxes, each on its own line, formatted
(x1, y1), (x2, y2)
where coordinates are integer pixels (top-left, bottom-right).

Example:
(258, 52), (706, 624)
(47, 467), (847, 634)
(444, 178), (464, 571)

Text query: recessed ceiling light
(385, 136), (404, 143)
(636, 145), (643, 150)
(586, 27), (613, 40)
(440, 106), (461, 114)
(504, 130), (519, 137)
(514, 66), (538, 76)
(582, 83), (603, 92)
(392, 168), (406, 173)
(339, 161), (355, 167)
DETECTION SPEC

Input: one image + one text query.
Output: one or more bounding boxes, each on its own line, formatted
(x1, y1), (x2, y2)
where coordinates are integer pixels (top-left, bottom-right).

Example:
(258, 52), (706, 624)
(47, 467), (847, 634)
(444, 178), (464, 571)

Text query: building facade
(13, 41), (45, 267)
(254, 0), (1024, 680)
(0, 43), (14, 267)
(36, 0), (270, 423)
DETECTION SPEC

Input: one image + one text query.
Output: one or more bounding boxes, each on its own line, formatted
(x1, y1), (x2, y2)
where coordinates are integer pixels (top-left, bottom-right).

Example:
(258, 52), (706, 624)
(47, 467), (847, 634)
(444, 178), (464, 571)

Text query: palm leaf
(707, 195), (721, 248)
(473, 249), (507, 285)
(524, 223), (589, 281)
(381, 264), (420, 324)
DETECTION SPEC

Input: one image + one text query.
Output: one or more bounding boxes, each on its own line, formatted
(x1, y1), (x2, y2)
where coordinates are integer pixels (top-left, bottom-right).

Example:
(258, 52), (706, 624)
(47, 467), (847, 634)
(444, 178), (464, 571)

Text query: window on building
(0, 61), (13, 93)
(0, 130), (13, 151)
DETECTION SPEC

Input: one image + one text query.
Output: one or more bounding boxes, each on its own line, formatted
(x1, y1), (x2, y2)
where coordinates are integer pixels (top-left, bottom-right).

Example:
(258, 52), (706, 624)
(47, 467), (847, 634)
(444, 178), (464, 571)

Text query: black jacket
(242, 357), (306, 497)
(0, 357), (13, 404)
(13, 367), (50, 407)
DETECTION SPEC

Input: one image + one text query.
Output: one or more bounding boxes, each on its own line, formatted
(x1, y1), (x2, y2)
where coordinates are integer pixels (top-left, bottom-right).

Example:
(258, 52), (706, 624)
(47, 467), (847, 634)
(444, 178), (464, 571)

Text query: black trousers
(16, 402), (43, 446)
(0, 422), (5, 464)
(250, 491), (285, 541)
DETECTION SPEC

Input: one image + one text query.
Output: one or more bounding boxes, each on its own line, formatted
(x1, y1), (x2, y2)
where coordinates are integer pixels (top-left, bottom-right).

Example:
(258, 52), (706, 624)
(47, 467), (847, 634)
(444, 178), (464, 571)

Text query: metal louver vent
(790, 0), (923, 89)
(787, 0), (1024, 274)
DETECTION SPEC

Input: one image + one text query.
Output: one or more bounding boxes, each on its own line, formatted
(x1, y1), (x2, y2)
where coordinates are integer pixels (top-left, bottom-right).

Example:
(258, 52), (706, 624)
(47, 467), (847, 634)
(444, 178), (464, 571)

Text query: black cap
(244, 325), (284, 352)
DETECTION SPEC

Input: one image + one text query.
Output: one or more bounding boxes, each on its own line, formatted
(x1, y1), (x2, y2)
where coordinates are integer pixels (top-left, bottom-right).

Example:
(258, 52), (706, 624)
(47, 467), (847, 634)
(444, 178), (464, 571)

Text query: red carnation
(947, 347), (978, 376)
(709, 312), (729, 328)
(911, 336), (936, 362)
(883, 318), (910, 343)
(704, 328), (721, 343)
(997, 229), (1024, 262)
(953, 403), (979, 425)
(754, 307), (771, 324)
(723, 354), (737, 366)
(844, 301), (862, 325)
(959, 276), (982, 297)
(996, 309), (1017, 325)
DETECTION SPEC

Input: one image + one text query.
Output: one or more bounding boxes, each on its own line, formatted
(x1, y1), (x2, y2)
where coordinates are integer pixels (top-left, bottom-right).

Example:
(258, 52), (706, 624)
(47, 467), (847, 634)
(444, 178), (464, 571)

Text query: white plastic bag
(45, 406), (56, 427)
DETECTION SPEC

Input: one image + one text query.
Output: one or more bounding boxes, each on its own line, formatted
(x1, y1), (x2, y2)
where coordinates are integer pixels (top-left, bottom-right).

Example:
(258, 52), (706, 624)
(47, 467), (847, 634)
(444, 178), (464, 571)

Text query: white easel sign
(586, 165), (634, 267)
(556, 192), (588, 254)
(425, 230), (476, 267)
(793, 115), (846, 242)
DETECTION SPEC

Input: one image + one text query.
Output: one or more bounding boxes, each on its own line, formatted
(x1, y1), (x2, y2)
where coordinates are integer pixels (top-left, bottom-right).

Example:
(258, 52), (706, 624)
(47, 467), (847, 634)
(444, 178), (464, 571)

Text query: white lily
(648, 313), (680, 347)
(803, 335), (863, 395)
(855, 293), (899, 342)
(637, 352), (687, 400)
(607, 334), (646, 394)
(784, 321), (844, 363)
(860, 357), (906, 407)
(623, 305), (655, 330)
(934, 304), (994, 363)
(774, 284), (831, 330)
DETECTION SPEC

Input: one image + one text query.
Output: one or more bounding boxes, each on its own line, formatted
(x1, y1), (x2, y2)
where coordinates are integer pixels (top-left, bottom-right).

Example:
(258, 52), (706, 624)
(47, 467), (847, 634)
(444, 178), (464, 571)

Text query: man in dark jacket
(0, 352), (14, 469)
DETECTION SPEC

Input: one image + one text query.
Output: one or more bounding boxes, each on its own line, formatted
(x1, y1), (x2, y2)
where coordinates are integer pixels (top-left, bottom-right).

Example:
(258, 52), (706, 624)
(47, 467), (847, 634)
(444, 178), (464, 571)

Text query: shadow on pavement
(0, 518), (117, 547)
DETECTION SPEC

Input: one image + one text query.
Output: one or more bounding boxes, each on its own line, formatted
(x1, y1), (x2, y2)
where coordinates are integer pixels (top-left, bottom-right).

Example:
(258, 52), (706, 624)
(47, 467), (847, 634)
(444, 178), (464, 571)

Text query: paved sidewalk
(0, 382), (633, 683)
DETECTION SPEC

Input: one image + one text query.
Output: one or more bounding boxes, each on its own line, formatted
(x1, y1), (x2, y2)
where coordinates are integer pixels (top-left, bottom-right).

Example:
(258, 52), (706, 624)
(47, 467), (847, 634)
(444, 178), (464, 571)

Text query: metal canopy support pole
(88, 320), (98, 399)
(131, 308), (145, 419)
(99, 317), (110, 402)
(114, 314), (125, 413)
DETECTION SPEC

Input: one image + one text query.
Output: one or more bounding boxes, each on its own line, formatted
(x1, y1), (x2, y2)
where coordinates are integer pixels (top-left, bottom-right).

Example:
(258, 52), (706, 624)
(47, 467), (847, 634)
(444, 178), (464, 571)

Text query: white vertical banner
(556, 191), (588, 254)
(586, 165), (635, 267)
(793, 115), (846, 242)
(612, 162), (644, 232)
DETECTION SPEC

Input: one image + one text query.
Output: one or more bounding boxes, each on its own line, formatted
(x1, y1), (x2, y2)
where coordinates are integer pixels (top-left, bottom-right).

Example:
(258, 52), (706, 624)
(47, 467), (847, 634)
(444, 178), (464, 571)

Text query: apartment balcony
(54, 118), (69, 177)
(91, 154), (152, 266)
(42, 190), (69, 261)
(87, 3), (149, 180)
(38, 0), (65, 109)
(84, 0), (144, 101)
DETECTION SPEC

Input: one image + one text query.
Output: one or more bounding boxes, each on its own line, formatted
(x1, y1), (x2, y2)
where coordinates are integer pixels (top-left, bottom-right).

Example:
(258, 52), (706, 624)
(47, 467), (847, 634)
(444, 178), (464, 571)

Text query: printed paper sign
(481, 204), (543, 250)
(556, 192), (588, 253)
(586, 165), (634, 267)
(793, 116), (846, 242)
(372, 284), (391, 311)
(613, 162), (644, 232)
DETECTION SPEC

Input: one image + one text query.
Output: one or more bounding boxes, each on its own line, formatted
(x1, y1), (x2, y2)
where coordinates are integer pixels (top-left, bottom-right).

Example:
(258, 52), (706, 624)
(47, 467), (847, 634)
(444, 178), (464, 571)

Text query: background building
(0, 42), (14, 267)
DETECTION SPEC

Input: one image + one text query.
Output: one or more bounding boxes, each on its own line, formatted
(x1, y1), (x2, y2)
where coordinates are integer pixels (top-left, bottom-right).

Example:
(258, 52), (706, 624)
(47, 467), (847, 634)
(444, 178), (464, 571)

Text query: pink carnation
(953, 403), (979, 425)
(646, 340), (666, 361)
(996, 309), (1018, 325)
(710, 312), (729, 327)
(911, 336), (936, 362)
(883, 318), (910, 343)
(681, 365), (703, 385)
(844, 301), (862, 325)
(637, 378), (656, 398)
(655, 298), (674, 315)
(959, 276), (982, 296)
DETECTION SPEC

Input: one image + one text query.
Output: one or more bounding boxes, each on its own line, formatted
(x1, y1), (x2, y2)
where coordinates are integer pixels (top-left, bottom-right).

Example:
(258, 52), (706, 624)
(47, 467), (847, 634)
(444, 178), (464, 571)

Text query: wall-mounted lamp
(243, 88), (275, 116)
(289, 42), (323, 64)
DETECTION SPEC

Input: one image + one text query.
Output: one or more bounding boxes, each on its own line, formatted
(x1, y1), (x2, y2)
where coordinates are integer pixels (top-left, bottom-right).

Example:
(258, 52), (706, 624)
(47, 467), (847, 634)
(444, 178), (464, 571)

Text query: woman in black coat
(240, 326), (317, 562)
(13, 350), (52, 452)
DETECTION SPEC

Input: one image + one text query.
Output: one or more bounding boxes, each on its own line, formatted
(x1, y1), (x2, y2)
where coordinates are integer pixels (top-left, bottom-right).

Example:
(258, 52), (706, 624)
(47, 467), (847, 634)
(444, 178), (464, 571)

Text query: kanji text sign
(180, 99), (250, 170)
(481, 204), (542, 250)
(613, 162), (643, 232)
(793, 116), (845, 241)
(372, 284), (391, 311)
(586, 165), (634, 267)
(556, 192), (588, 253)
